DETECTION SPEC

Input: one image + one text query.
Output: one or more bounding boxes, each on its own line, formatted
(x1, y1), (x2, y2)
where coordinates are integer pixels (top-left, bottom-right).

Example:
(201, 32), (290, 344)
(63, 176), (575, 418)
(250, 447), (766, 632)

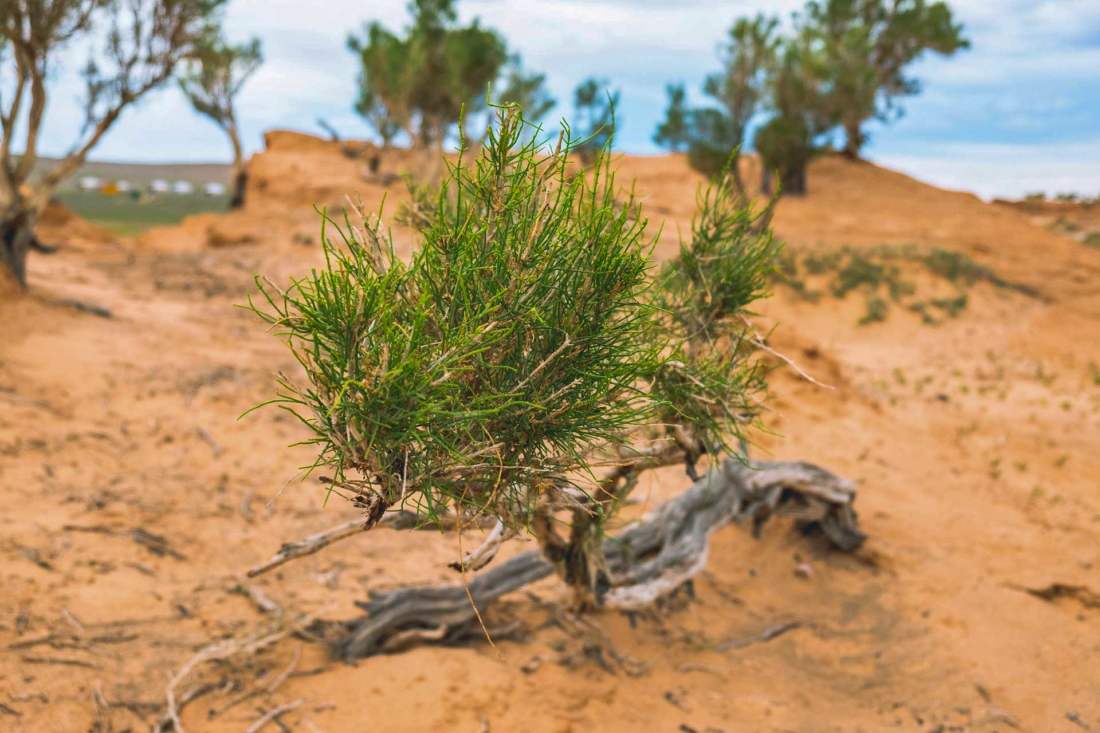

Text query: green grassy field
(55, 190), (232, 236)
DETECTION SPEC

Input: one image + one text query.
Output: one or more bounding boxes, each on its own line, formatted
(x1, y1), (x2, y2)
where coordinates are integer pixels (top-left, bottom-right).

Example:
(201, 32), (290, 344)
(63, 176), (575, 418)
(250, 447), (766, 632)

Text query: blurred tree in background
(659, 0), (967, 194)
(347, 22), (409, 148)
(349, 0), (553, 150)
(0, 0), (223, 288)
(496, 57), (556, 127)
(754, 34), (834, 195)
(479, 55), (556, 144)
(803, 0), (968, 158)
(572, 77), (620, 164)
(178, 34), (263, 208)
(653, 83), (690, 153)
(694, 15), (780, 193)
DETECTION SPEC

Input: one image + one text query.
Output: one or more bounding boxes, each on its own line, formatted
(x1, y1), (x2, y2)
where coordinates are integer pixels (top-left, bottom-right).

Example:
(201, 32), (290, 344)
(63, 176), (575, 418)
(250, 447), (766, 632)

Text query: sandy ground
(1, 140), (1099, 733)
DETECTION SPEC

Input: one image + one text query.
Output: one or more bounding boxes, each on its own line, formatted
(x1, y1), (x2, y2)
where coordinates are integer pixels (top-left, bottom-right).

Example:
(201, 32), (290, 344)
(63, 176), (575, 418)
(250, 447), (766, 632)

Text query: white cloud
(876, 140), (1100, 200)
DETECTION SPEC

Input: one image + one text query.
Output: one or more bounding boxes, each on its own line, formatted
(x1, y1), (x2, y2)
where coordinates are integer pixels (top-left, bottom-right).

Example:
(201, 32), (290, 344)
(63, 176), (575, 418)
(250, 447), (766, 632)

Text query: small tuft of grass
(775, 244), (1038, 325)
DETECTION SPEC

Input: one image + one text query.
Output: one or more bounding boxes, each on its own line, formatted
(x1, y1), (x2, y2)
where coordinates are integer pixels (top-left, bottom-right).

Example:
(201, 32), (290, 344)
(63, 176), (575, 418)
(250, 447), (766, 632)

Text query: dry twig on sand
(715, 620), (802, 651)
(159, 621), (307, 733)
(244, 699), (304, 733)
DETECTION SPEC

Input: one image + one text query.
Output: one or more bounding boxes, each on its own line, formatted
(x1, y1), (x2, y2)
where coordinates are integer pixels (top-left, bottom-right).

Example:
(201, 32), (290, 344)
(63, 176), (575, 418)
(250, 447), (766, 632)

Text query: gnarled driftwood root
(337, 458), (863, 659)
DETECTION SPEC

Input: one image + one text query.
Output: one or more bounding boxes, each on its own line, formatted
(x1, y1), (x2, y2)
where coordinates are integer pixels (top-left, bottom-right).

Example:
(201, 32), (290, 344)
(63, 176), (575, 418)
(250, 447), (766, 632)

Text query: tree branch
(246, 507), (498, 578)
(0, 52), (29, 190)
(246, 519), (371, 579)
(11, 59), (46, 184)
(337, 457), (864, 659)
(448, 519), (514, 573)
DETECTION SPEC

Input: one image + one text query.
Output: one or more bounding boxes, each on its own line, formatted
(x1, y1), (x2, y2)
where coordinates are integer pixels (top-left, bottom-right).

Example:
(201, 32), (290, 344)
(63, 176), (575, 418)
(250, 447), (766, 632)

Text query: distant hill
(34, 157), (232, 190)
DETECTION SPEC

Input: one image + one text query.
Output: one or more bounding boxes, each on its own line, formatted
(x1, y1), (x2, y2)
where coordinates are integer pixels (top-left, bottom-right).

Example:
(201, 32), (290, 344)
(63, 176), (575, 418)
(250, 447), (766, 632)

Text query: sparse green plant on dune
(252, 106), (765, 603)
(777, 244), (1038, 324)
(249, 107), (863, 651)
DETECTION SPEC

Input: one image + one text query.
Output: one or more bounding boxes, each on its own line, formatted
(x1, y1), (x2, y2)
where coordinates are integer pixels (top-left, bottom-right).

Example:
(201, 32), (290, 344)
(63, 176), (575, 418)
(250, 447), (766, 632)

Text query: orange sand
(1, 137), (1098, 732)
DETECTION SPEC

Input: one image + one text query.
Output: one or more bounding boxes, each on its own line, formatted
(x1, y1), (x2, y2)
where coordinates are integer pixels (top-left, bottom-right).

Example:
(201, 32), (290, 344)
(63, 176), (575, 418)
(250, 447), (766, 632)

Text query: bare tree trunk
(532, 504), (611, 611)
(230, 166), (248, 210)
(1, 207), (36, 289)
(779, 163), (807, 197)
(228, 128), (247, 209)
(531, 438), (697, 610)
(842, 119), (863, 160)
(761, 166), (772, 197)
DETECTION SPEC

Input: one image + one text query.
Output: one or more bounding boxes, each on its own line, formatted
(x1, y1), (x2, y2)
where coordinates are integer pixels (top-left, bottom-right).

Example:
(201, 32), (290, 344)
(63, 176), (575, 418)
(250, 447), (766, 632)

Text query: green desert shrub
(251, 106), (779, 541)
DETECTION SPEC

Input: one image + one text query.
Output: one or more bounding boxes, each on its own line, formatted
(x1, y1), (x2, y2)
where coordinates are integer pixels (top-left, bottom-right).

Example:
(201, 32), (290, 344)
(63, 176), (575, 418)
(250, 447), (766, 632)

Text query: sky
(15, 0), (1100, 199)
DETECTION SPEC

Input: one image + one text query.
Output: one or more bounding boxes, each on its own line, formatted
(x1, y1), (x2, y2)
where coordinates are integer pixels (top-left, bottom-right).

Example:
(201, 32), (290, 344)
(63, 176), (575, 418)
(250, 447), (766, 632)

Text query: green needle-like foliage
(654, 167), (781, 452)
(252, 106), (779, 536)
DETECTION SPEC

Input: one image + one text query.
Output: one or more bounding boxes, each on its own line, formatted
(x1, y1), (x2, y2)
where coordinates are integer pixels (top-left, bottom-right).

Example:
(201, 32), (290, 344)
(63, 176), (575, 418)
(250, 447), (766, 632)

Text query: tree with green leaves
(653, 83), (690, 153)
(0, 0), (224, 289)
(347, 22), (408, 148)
(654, 15), (779, 192)
(681, 108), (741, 183)
(754, 35), (833, 195)
(572, 77), (620, 163)
(694, 15), (781, 191)
(178, 34), (262, 208)
(247, 106), (864, 655)
(664, 1), (966, 195)
(802, 0), (968, 158)
(347, 0), (509, 150)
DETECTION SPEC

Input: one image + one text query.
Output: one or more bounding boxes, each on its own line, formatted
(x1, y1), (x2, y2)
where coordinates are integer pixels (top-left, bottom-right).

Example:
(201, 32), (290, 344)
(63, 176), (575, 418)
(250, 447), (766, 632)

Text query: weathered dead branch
(449, 520), (515, 573)
(247, 520), (370, 578)
(337, 458), (863, 659)
(247, 510), (498, 578)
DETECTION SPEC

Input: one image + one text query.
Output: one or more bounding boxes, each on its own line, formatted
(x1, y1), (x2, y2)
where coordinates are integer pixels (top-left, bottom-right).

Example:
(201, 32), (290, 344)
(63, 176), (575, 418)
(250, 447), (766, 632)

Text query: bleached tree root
(337, 458), (864, 660)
